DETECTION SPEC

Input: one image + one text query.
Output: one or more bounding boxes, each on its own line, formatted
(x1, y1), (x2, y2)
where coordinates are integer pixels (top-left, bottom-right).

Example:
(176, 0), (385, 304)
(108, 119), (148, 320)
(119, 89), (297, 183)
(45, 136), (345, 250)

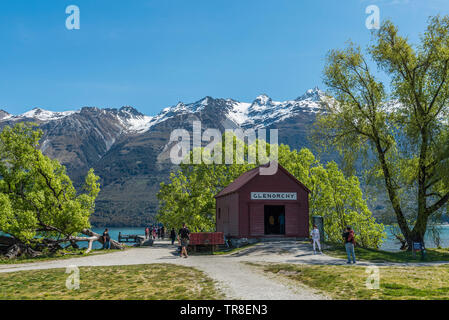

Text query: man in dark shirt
(342, 226), (356, 264)
(102, 228), (111, 250)
(178, 223), (190, 258)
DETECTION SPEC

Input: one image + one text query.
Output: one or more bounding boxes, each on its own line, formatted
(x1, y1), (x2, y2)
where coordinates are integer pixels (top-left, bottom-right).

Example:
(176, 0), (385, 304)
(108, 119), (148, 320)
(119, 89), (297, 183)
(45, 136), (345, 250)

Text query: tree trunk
(69, 240), (79, 249)
(5, 244), (41, 259)
(0, 229), (124, 258)
(408, 216), (428, 250)
(0, 236), (42, 259)
(374, 140), (412, 247)
(0, 235), (19, 247)
(81, 229), (124, 250)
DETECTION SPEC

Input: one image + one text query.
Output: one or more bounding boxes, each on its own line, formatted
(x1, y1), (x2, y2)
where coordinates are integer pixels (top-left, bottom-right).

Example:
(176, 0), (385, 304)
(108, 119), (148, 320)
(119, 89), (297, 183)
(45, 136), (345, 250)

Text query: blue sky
(0, 0), (448, 115)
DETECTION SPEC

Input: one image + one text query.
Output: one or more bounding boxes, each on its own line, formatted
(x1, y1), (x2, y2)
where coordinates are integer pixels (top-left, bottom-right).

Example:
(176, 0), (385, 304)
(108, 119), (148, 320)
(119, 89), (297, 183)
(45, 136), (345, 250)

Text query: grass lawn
(0, 264), (224, 300)
(251, 263), (449, 300)
(324, 243), (449, 263)
(0, 248), (120, 265)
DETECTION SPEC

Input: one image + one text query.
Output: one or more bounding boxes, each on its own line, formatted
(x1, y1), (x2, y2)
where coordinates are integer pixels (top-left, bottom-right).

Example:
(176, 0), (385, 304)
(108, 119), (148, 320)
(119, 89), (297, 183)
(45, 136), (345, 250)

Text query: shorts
(181, 239), (189, 247)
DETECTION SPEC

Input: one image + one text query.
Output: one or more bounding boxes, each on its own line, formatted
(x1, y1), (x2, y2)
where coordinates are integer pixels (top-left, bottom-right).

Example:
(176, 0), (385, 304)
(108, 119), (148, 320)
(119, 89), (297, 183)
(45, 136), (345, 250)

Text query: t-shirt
(103, 231), (110, 241)
(311, 228), (320, 240)
(343, 231), (354, 244)
(179, 227), (190, 240)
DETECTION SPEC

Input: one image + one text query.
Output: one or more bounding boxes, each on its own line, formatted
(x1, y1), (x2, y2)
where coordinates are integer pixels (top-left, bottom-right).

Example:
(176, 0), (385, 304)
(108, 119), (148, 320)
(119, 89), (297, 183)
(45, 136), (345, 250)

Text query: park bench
(188, 232), (225, 253)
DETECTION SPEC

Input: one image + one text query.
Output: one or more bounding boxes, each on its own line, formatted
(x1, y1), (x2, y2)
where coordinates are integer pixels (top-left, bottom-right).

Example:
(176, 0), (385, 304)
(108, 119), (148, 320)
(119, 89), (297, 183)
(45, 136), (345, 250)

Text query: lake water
(88, 227), (146, 249)
(380, 224), (449, 251)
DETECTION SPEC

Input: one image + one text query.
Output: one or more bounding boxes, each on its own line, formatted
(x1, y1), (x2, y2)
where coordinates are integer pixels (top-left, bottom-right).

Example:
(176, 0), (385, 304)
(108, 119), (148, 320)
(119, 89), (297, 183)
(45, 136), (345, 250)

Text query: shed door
(250, 204), (264, 236)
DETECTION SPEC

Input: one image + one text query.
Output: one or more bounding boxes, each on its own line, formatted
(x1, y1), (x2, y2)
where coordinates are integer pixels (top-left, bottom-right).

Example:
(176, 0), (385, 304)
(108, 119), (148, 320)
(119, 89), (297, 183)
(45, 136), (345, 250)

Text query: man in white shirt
(310, 225), (322, 254)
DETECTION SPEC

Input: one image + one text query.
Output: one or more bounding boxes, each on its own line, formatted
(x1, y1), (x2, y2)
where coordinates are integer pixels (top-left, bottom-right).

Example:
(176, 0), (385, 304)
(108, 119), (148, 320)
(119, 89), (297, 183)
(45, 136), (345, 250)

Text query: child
(310, 225), (322, 254)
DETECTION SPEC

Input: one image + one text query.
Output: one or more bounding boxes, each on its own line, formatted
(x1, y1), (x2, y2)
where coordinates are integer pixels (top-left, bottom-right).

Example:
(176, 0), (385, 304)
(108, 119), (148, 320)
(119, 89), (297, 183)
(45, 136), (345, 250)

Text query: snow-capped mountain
(0, 110), (12, 121)
(1, 87), (326, 134)
(0, 88), (327, 226)
(18, 108), (79, 121)
(148, 87), (326, 130)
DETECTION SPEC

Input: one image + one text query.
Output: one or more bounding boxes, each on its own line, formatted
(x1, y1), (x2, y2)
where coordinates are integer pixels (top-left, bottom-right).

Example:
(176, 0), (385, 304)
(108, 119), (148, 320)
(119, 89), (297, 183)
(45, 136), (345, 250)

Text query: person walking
(152, 228), (157, 240)
(161, 227), (165, 239)
(102, 228), (111, 250)
(178, 223), (190, 258)
(343, 226), (356, 264)
(145, 227), (150, 240)
(310, 224), (322, 254)
(157, 227), (161, 239)
(170, 228), (176, 245)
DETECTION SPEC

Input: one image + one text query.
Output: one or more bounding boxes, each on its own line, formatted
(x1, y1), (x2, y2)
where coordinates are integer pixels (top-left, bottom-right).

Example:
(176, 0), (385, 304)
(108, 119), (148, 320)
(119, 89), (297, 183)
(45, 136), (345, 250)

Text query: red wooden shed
(215, 162), (310, 239)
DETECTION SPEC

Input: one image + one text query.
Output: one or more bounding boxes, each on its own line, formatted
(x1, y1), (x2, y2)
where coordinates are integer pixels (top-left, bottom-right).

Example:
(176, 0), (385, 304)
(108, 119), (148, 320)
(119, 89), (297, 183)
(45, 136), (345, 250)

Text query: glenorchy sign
(250, 192), (297, 201)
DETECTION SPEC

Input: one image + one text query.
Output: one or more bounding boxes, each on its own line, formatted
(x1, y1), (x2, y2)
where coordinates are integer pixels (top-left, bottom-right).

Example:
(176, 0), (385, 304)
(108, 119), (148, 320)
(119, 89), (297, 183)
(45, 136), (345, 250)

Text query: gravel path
(2, 240), (446, 299)
(0, 241), (332, 300)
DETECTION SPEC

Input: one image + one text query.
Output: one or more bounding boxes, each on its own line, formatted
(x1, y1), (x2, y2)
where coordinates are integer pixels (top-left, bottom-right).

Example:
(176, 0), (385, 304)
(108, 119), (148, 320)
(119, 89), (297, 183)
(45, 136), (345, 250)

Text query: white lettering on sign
(251, 192), (297, 201)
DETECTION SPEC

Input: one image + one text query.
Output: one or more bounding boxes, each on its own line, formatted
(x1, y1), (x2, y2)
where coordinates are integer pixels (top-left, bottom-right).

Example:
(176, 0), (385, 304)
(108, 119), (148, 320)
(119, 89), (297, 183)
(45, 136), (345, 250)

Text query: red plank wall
(216, 164), (310, 239)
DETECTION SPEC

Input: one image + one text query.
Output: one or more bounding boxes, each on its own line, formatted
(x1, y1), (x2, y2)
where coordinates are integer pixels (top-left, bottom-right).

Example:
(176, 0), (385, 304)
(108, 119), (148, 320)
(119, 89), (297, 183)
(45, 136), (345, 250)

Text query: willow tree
(315, 16), (449, 248)
(278, 146), (384, 248)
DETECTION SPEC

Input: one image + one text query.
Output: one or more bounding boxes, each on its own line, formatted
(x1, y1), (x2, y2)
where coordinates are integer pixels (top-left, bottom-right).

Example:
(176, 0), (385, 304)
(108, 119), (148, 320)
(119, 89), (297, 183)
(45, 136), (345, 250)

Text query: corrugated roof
(215, 161), (310, 198)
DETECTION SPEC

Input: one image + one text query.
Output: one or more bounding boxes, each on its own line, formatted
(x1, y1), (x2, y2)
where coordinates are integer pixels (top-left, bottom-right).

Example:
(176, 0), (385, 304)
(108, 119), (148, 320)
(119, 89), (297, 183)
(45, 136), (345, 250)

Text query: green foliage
(157, 135), (384, 247)
(314, 16), (449, 245)
(157, 134), (254, 232)
(0, 123), (100, 243)
(279, 146), (385, 248)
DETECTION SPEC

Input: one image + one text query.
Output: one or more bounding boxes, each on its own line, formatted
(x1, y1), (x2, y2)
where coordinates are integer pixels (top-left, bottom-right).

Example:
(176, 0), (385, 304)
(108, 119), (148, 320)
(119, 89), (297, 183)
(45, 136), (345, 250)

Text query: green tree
(314, 16), (449, 248)
(157, 134), (254, 232)
(279, 146), (384, 247)
(0, 123), (100, 247)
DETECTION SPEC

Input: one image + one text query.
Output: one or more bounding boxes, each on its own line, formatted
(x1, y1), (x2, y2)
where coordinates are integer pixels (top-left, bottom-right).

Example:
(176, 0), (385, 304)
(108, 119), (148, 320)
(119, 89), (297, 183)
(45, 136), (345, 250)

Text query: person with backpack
(342, 226), (356, 264)
(310, 224), (322, 254)
(178, 223), (190, 258)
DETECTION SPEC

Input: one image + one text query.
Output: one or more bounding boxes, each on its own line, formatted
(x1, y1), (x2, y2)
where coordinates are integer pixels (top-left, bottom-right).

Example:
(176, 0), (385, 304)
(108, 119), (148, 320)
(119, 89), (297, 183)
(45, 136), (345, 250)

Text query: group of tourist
(310, 224), (356, 264)
(145, 226), (165, 240)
